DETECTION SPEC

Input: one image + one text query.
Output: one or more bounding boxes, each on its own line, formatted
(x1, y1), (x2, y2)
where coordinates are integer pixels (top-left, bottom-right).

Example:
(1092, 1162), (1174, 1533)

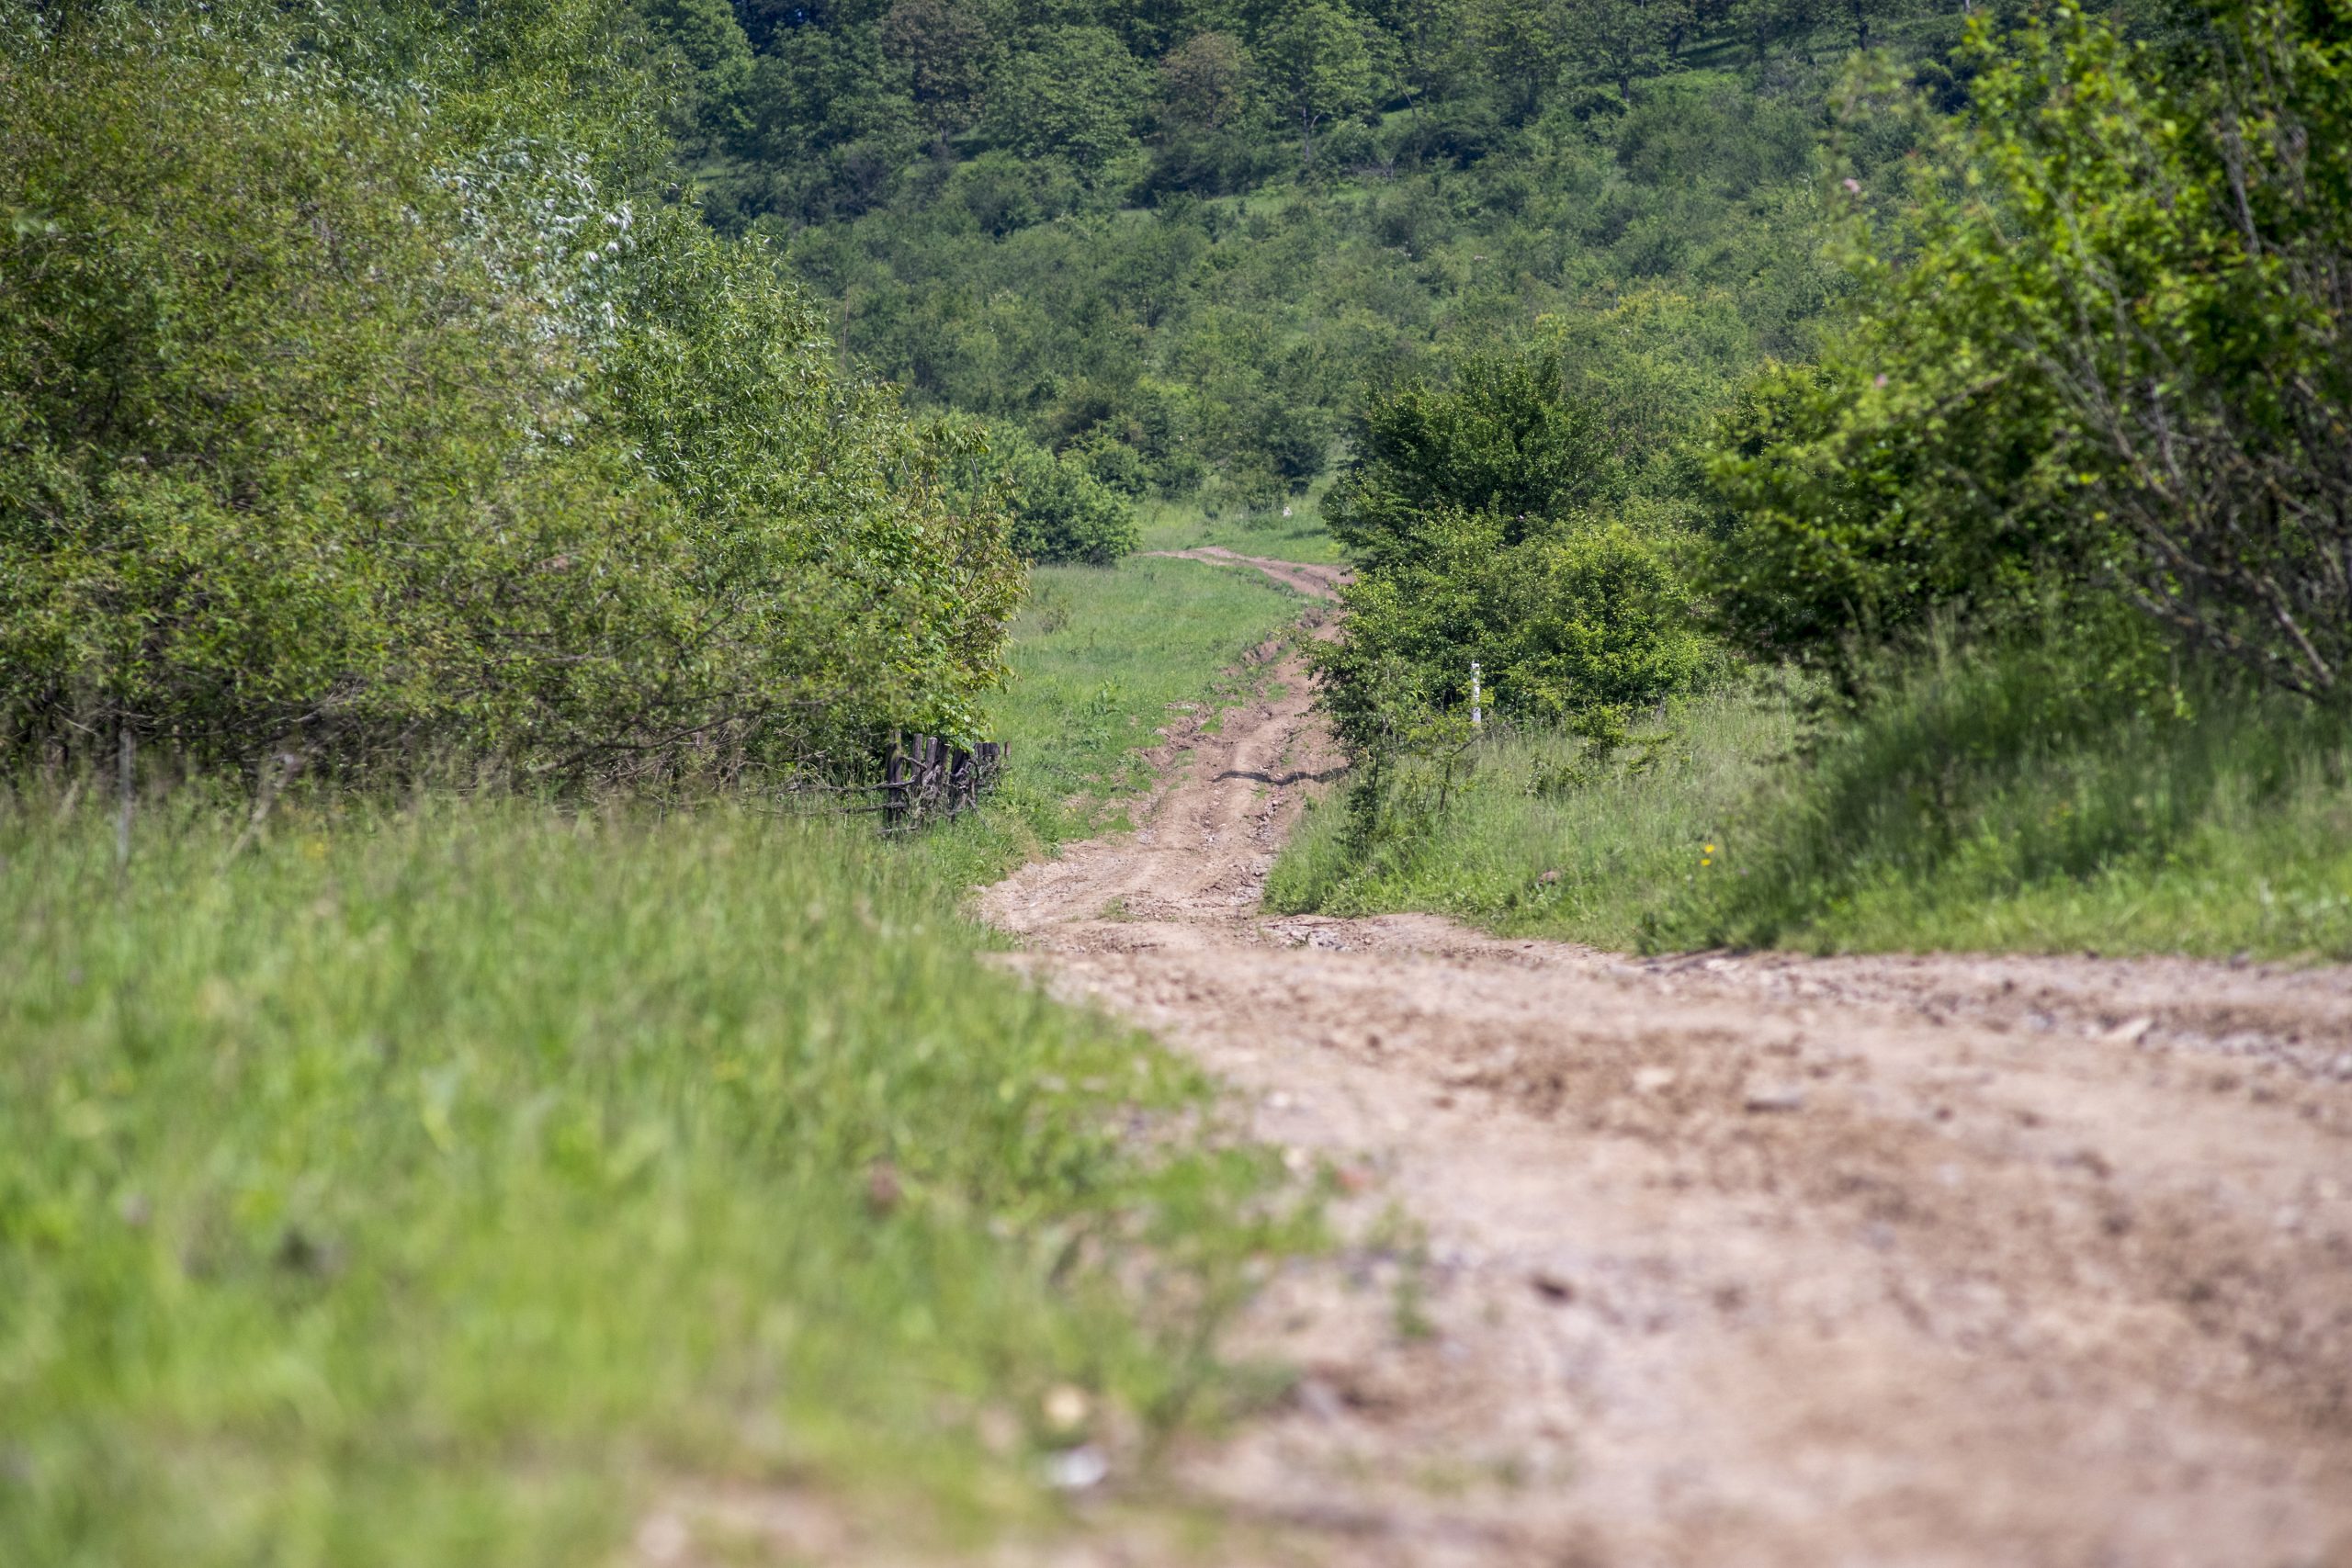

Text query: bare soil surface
(978, 553), (2352, 1568)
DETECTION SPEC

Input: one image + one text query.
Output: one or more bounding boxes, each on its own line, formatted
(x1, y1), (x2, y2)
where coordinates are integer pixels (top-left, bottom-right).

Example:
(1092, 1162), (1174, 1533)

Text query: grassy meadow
(1136, 489), (1346, 568)
(1, 555), (1322, 1568)
(1655, 656), (2352, 960)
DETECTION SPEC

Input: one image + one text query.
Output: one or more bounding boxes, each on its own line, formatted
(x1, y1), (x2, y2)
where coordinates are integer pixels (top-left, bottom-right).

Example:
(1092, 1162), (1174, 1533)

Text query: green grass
(0, 545), (1333, 1568)
(1265, 685), (1799, 949)
(1136, 490), (1343, 567)
(0, 801), (1314, 1567)
(1272, 645), (2352, 962)
(910, 554), (1306, 889)
(1657, 649), (2352, 959)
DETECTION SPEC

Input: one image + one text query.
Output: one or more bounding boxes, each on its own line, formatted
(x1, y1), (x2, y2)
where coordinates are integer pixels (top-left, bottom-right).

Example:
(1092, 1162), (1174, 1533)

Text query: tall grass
(1660, 647), (2352, 958)
(0, 798), (1309, 1567)
(1272, 641), (2352, 961)
(1137, 489), (1343, 566)
(1266, 687), (1801, 948)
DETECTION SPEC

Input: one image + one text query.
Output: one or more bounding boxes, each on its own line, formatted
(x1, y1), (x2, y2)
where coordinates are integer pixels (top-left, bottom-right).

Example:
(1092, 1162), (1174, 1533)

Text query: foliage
(881, 0), (1000, 142)
(1710, 0), (2352, 703)
(1311, 304), (1726, 814)
(0, 798), (1314, 1567)
(1259, 2), (1382, 167)
(1159, 31), (1255, 133)
(1325, 348), (1617, 571)
(642, 0), (758, 158)
(666, 0), (1937, 503)
(0, 6), (1022, 786)
(1704, 357), (2085, 689)
(992, 438), (1142, 568)
(932, 420), (1140, 566)
(983, 25), (1152, 175)
(1317, 508), (1711, 753)
(1294, 0), (2352, 964)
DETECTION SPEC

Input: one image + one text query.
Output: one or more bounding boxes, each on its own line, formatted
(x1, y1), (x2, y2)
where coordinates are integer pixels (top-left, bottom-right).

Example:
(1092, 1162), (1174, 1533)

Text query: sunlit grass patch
(1137, 491), (1342, 566)
(1274, 648), (2352, 963)
(1658, 653), (2352, 960)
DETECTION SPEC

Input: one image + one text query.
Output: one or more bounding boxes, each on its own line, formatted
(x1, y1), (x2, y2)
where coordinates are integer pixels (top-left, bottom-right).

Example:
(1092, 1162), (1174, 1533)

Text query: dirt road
(980, 554), (2352, 1568)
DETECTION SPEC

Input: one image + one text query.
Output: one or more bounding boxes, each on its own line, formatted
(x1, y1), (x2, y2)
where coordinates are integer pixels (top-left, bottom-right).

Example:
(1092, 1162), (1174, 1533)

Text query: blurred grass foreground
(0, 796), (1312, 1566)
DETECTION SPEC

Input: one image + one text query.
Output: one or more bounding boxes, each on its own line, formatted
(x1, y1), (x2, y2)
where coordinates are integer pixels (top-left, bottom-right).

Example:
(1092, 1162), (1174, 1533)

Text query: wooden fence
(879, 737), (1005, 831)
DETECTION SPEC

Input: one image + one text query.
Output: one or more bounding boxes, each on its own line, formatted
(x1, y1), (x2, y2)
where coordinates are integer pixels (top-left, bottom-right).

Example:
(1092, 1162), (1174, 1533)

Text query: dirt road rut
(980, 555), (2352, 1568)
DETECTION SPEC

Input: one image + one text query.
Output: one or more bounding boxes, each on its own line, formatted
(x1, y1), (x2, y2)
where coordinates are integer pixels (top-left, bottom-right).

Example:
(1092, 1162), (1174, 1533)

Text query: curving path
(979, 552), (2352, 1568)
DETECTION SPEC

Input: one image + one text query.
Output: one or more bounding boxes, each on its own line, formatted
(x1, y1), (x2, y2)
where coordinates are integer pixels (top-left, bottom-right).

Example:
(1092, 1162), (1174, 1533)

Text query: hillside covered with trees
(1252, 0), (2352, 957)
(640, 0), (1938, 513)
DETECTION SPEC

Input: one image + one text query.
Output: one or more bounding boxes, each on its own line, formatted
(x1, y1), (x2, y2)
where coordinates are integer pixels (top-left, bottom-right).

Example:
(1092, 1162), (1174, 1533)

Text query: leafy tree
(984, 24), (1151, 173)
(1259, 1), (1378, 166)
(1001, 447), (1141, 565)
(1158, 29), (1254, 131)
(1567, 0), (1675, 101)
(0, 6), (1023, 783)
(936, 421), (1141, 564)
(880, 0), (1001, 142)
(1714, 0), (2352, 703)
(1327, 349), (1616, 571)
(743, 22), (913, 159)
(640, 0), (758, 154)
(1316, 508), (1706, 753)
(1838, 0), (1913, 51)
(729, 0), (1892, 500)
(1374, 0), (1477, 130)
(1466, 0), (1571, 121)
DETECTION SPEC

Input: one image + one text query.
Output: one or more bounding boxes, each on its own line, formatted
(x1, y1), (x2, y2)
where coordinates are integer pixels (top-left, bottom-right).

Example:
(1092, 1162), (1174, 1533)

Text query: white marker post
(1470, 660), (1482, 731)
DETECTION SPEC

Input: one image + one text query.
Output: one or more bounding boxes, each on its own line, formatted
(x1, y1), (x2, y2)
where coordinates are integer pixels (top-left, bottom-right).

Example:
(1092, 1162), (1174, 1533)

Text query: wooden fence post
(872, 735), (1006, 830)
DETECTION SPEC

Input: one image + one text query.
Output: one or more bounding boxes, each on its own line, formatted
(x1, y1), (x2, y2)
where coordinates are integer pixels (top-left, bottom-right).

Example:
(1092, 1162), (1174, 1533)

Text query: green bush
(963, 427), (1141, 567)
(0, 8), (1020, 787)
(1709, 0), (2352, 703)
(1325, 349), (1616, 573)
(1316, 508), (1710, 755)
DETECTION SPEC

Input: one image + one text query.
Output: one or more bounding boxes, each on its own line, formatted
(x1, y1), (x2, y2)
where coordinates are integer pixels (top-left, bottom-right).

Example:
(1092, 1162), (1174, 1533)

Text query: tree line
(656, 0), (1958, 214)
(0, 0), (1040, 790)
(647, 0), (1933, 522)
